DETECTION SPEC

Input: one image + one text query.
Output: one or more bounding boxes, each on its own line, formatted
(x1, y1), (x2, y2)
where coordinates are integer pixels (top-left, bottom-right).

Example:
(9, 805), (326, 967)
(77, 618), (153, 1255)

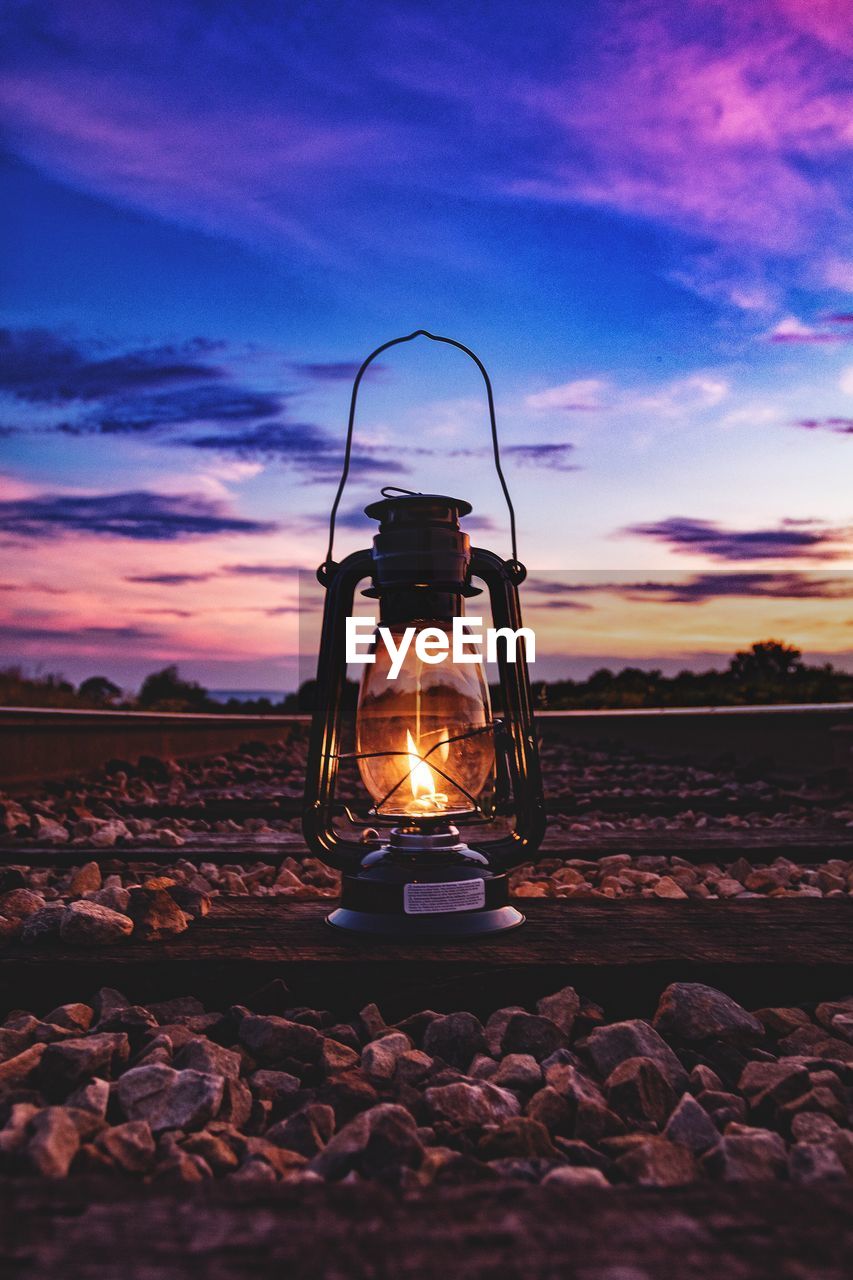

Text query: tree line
(2, 641), (852, 713)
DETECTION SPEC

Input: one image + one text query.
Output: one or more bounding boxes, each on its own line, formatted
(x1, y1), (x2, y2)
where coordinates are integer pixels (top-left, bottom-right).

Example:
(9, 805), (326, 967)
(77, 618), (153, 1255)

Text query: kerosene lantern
(303, 331), (546, 936)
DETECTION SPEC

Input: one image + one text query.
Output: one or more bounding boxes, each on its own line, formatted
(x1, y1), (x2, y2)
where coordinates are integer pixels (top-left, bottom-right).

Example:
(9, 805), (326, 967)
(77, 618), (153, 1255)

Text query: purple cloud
(623, 516), (852, 561)
(504, 442), (578, 471)
(0, 329), (223, 403)
(125, 572), (213, 585)
(0, 491), (277, 541)
(794, 417), (853, 435)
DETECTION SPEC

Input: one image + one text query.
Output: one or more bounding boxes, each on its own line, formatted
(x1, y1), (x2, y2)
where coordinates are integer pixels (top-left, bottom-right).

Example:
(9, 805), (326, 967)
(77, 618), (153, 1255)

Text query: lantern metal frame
(302, 332), (547, 937)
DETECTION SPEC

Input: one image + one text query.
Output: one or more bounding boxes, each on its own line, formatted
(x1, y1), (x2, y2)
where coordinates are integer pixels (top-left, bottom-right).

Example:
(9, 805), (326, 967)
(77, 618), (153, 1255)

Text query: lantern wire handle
(321, 330), (520, 579)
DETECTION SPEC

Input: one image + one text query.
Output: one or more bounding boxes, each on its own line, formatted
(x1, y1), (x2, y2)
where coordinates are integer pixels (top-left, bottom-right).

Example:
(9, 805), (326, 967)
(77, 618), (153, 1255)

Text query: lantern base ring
(324, 840), (524, 937)
(326, 902), (524, 939)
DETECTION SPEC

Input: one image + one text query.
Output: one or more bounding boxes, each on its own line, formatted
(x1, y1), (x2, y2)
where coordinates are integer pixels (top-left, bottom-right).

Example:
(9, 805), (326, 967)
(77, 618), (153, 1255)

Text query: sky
(1, 0), (853, 692)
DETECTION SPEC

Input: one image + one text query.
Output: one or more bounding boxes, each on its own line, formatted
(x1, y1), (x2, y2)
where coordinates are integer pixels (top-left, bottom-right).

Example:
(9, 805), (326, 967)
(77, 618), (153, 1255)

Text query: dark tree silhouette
(78, 675), (122, 706)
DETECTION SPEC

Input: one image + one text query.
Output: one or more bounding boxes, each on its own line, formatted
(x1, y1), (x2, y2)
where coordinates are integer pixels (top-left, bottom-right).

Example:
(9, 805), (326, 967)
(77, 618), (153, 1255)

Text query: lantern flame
(406, 728), (449, 812)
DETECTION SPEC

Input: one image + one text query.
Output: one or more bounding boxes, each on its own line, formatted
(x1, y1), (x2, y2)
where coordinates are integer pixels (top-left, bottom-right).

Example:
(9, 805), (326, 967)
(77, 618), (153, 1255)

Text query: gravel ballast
(2, 981), (853, 1187)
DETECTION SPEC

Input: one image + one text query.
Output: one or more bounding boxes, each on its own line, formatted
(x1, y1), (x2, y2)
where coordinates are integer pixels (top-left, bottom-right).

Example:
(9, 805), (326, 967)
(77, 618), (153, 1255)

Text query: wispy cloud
(0, 328), (223, 403)
(292, 361), (385, 382)
(58, 385), (284, 435)
(503, 442), (578, 471)
(624, 516), (852, 561)
(125, 572), (213, 585)
(0, 490), (277, 541)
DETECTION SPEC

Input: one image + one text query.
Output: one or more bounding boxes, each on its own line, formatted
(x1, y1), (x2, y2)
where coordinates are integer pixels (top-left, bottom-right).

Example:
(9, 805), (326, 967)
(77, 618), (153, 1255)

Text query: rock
(310, 1103), (423, 1180)
(126, 888), (188, 939)
(180, 1130), (240, 1173)
(469, 1055), (498, 1080)
(218, 1077), (253, 1128)
(689, 1064), (723, 1093)
(500, 1013), (566, 1062)
(66, 1078), (110, 1117)
(0, 915), (20, 948)
(614, 1136), (697, 1186)
(238, 1015), (323, 1066)
(543, 1165), (609, 1188)
(147, 996), (205, 1024)
(654, 983), (763, 1044)
(478, 1118), (558, 1160)
(536, 987), (580, 1036)
(605, 1056), (677, 1128)
(753, 1007), (812, 1037)
(791, 1112), (841, 1144)
(40, 1033), (129, 1092)
(60, 901), (133, 946)
(395, 1050), (434, 1086)
(738, 1060), (810, 1116)
(543, 1064), (625, 1141)
(153, 1147), (212, 1183)
(484, 1006), (527, 1056)
(706, 1130), (787, 1181)
(492, 1054), (543, 1092)
(43, 1004), (94, 1034)
(664, 1093), (720, 1155)
(695, 1089), (747, 1129)
(174, 1039), (242, 1079)
(165, 885), (210, 918)
(0, 1043), (46, 1090)
(526, 1086), (573, 1135)
(789, 1142), (848, 1184)
(249, 1069), (301, 1109)
(26, 1107), (80, 1177)
(92, 987), (131, 1021)
(777, 1085), (847, 1128)
(423, 1013), (487, 1070)
(0, 1102), (39, 1156)
(0, 889), (45, 919)
(585, 1020), (688, 1091)
(321, 1038), (360, 1075)
(68, 862), (102, 896)
(361, 1033), (412, 1083)
(88, 886), (131, 914)
(117, 1064), (224, 1132)
(20, 904), (65, 943)
(95, 1121), (156, 1173)
(357, 1003), (388, 1042)
(426, 1081), (521, 1127)
(31, 815), (69, 844)
(652, 876), (688, 899)
(814, 998), (853, 1032)
(267, 1104), (335, 1157)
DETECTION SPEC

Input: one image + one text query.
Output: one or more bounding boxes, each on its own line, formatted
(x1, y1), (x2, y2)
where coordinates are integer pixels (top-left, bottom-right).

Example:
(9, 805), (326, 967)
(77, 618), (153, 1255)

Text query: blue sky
(1, 0), (852, 689)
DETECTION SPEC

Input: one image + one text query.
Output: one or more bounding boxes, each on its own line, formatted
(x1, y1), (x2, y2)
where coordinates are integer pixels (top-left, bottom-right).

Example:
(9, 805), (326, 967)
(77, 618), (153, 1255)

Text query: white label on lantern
(403, 879), (486, 915)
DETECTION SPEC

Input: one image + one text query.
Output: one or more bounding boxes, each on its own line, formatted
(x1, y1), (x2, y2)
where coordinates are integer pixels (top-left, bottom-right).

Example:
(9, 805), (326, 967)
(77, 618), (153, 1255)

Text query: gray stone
(60, 901), (133, 946)
(20, 904), (65, 944)
(706, 1130), (787, 1181)
(739, 1060), (810, 1115)
(789, 1142), (848, 1184)
(614, 1135), (697, 1186)
(605, 1056), (677, 1128)
(266, 1103), (335, 1156)
(654, 983), (763, 1044)
(88, 886), (131, 914)
(664, 1093), (720, 1154)
(43, 1004), (93, 1034)
(174, 1038), (242, 1079)
(501, 1013), (566, 1062)
(217, 1076), (253, 1128)
(95, 1121), (156, 1173)
(66, 1077), (110, 1117)
(536, 987), (581, 1036)
(395, 1050), (434, 1086)
(238, 1014), (323, 1065)
(361, 1032), (412, 1083)
(117, 1064), (224, 1132)
(26, 1107), (80, 1177)
(543, 1165), (609, 1188)
(425, 1081), (520, 1127)
(492, 1054), (543, 1092)
(310, 1103), (423, 1180)
(484, 1006), (527, 1056)
(478, 1117), (558, 1160)
(249, 1069), (301, 1106)
(0, 1043), (46, 1090)
(40, 1032), (129, 1092)
(585, 1020), (688, 1091)
(423, 1013), (487, 1070)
